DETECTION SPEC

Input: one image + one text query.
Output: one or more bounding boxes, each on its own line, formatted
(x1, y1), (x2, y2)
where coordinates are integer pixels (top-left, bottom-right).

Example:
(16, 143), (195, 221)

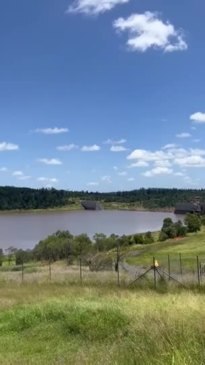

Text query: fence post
(21, 261), (24, 283)
(196, 256), (201, 287)
(168, 254), (171, 280)
(79, 256), (82, 283)
(153, 257), (157, 290)
(49, 258), (52, 281)
(179, 253), (182, 276)
(116, 242), (120, 287)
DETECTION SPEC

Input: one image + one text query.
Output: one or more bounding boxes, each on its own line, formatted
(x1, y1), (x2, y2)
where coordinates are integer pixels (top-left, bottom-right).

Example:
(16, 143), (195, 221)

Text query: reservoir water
(0, 210), (181, 250)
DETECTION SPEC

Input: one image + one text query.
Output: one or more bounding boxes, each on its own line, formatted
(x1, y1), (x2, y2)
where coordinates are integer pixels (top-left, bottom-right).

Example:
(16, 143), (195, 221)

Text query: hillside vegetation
(1, 186), (205, 210)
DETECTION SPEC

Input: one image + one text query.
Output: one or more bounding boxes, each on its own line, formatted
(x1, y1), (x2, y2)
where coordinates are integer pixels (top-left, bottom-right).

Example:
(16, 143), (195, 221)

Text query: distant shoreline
(0, 205), (175, 215)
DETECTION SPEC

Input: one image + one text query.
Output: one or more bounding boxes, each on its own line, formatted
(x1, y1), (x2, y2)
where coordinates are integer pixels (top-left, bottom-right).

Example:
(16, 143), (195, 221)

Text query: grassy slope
(0, 282), (205, 365)
(124, 228), (205, 271)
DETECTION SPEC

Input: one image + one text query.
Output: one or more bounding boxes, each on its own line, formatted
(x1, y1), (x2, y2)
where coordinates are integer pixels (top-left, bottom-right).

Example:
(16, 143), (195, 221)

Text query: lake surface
(0, 210), (182, 250)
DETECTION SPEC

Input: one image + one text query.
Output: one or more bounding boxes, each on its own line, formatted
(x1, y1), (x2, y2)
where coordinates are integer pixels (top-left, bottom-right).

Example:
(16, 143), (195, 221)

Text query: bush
(158, 231), (169, 242)
(144, 231), (154, 244)
(185, 213), (201, 233)
(132, 234), (144, 244)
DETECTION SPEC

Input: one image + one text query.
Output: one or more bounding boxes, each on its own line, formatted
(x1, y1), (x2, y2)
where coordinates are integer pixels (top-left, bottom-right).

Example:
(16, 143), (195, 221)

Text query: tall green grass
(0, 282), (205, 364)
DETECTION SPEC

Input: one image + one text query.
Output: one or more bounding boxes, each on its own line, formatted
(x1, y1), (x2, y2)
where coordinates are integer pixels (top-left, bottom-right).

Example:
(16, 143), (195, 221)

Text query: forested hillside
(0, 186), (205, 211)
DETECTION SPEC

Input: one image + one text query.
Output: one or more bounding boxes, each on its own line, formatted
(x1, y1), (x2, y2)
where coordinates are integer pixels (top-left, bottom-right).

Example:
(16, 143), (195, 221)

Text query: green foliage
(144, 231), (154, 244)
(159, 218), (187, 242)
(132, 234), (144, 244)
(15, 249), (33, 265)
(158, 231), (169, 241)
(184, 213), (201, 233)
(201, 216), (205, 226)
(0, 249), (3, 266)
(1, 186), (205, 210)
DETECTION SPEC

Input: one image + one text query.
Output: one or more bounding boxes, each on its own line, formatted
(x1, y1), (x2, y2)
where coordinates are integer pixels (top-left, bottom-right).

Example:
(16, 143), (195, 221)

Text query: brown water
(0, 210), (182, 250)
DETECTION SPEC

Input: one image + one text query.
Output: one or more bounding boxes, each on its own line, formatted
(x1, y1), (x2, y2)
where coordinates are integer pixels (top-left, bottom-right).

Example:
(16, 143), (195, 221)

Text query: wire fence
(1, 251), (205, 289)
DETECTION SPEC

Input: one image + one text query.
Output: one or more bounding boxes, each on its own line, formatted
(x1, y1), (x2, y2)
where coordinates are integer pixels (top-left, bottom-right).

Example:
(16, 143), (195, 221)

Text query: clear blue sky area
(0, 0), (205, 191)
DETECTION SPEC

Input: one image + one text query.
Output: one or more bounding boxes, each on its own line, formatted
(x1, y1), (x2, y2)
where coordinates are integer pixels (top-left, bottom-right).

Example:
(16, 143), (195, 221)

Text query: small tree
(144, 231), (154, 244)
(0, 249), (4, 266)
(158, 231), (169, 242)
(185, 213), (201, 233)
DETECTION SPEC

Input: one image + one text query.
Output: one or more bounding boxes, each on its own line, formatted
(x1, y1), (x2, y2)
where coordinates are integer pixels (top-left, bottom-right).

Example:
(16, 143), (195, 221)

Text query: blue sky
(0, 0), (205, 191)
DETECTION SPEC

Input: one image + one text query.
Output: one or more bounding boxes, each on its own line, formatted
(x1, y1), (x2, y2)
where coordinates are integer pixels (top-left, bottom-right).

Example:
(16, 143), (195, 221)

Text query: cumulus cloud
(68, 0), (129, 15)
(57, 144), (78, 151)
(0, 167), (8, 172)
(104, 138), (127, 145)
(38, 158), (62, 165)
(176, 132), (191, 138)
(128, 161), (149, 168)
(35, 128), (69, 135)
(110, 145), (127, 152)
(113, 11), (187, 53)
(0, 142), (19, 151)
(81, 144), (100, 152)
(190, 112), (205, 124)
(142, 167), (173, 177)
(128, 177), (135, 182)
(127, 146), (205, 169)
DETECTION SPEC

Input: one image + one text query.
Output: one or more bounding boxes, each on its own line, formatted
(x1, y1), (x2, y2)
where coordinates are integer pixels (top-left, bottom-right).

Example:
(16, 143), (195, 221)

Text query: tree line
(1, 186), (205, 210)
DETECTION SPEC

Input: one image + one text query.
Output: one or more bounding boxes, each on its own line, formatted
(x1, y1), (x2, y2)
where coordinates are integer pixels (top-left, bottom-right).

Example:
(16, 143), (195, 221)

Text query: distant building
(81, 201), (102, 210)
(175, 202), (205, 215)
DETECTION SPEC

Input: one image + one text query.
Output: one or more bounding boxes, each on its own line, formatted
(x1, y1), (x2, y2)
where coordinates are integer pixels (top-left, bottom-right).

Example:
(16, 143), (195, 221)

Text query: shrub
(144, 231), (154, 244)
(158, 231), (169, 242)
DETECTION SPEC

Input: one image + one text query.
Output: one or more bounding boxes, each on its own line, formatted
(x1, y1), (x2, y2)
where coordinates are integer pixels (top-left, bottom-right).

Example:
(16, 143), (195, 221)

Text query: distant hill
(0, 186), (205, 211)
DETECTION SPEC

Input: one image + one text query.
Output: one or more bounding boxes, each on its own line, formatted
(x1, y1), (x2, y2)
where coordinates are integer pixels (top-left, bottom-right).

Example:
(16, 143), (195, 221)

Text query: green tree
(0, 249), (3, 266)
(185, 213), (201, 233)
(144, 231), (154, 244)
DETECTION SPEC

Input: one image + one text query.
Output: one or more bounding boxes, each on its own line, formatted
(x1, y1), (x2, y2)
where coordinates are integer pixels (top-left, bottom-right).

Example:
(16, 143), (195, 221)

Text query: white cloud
(87, 182), (99, 186)
(101, 175), (112, 183)
(13, 170), (23, 176)
(113, 166), (118, 171)
(38, 158), (62, 165)
(118, 171), (127, 176)
(0, 167), (8, 172)
(162, 143), (178, 150)
(113, 11), (187, 53)
(81, 144), (100, 152)
(142, 167), (173, 177)
(154, 160), (172, 167)
(57, 144), (78, 151)
(68, 0), (129, 15)
(110, 145), (127, 152)
(193, 139), (200, 143)
(104, 138), (127, 145)
(35, 128), (69, 135)
(190, 112), (205, 124)
(176, 132), (191, 138)
(174, 155), (205, 167)
(128, 177), (135, 182)
(128, 161), (149, 168)
(0, 142), (19, 151)
(127, 146), (205, 169)
(37, 177), (58, 183)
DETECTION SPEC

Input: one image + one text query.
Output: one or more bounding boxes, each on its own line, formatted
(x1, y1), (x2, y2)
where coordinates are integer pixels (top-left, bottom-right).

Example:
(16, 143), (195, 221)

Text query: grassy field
(1, 231), (205, 364)
(123, 228), (205, 273)
(0, 282), (205, 365)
